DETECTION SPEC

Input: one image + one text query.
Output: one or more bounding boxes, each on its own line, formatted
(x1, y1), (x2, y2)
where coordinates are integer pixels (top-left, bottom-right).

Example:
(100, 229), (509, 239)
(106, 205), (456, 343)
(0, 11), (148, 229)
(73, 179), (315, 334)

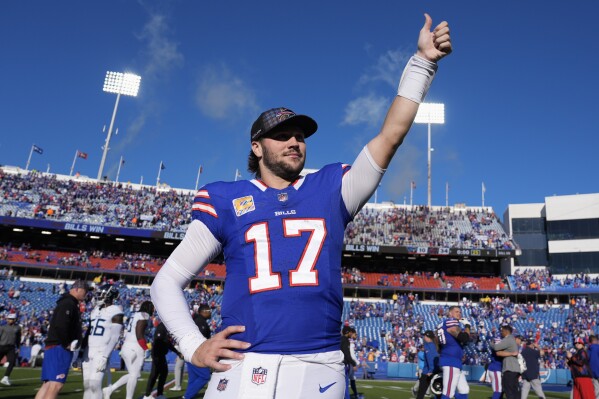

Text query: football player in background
(151, 12), (452, 399)
(83, 284), (124, 399)
(103, 300), (154, 399)
(437, 306), (470, 399)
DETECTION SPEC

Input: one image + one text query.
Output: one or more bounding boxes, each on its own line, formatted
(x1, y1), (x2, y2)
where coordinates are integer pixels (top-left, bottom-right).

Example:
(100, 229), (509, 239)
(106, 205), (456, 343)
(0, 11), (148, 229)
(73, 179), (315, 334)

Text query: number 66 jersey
(193, 163), (352, 355)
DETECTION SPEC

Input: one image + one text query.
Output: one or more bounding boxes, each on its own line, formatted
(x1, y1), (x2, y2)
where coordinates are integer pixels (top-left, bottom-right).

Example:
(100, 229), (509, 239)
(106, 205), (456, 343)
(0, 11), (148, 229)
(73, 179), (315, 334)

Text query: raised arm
(342, 14), (451, 216)
(367, 13), (452, 170)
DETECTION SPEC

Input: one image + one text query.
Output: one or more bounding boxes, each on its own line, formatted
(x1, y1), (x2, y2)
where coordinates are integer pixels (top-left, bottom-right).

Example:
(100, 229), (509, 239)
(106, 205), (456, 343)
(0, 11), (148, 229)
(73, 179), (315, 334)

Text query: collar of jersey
(250, 176), (305, 192)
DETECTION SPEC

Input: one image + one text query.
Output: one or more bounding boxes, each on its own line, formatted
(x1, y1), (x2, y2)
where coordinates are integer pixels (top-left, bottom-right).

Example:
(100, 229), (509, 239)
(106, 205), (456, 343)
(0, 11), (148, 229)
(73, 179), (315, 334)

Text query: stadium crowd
(0, 168), (519, 251)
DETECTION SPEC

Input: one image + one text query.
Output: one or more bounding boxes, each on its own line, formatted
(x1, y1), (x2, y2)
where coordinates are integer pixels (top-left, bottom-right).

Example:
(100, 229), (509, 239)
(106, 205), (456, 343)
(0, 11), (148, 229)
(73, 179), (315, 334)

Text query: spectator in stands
(0, 313), (21, 386)
(35, 280), (89, 399)
(567, 337), (596, 399)
(520, 339), (546, 399)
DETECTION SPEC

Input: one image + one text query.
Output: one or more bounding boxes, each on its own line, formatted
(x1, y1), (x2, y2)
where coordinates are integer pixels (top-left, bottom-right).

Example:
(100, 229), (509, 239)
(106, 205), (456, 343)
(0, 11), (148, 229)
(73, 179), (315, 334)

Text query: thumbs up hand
(417, 13), (452, 63)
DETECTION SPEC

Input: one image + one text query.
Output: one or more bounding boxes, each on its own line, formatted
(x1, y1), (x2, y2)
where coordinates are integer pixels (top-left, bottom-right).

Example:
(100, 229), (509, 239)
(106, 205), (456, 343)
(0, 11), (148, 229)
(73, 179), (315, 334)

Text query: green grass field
(0, 367), (571, 399)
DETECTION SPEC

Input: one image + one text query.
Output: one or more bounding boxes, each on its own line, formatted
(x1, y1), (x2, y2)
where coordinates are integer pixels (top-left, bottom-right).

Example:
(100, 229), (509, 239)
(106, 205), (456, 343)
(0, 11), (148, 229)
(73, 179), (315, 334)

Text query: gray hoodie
(490, 334), (520, 373)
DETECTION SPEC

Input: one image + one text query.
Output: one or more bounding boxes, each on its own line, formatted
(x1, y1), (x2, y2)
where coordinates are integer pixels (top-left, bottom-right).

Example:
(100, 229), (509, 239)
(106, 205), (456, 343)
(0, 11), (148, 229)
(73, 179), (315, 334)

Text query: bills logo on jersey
(251, 367), (268, 385)
(217, 378), (229, 391)
(233, 196), (255, 217)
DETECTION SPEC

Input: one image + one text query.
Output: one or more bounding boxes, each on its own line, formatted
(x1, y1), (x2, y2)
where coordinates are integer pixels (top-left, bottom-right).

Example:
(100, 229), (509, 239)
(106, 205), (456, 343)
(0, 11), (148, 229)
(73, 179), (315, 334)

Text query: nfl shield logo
(277, 192), (288, 202)
(251, 367), (268, 385)
(217, 378), (228, 391)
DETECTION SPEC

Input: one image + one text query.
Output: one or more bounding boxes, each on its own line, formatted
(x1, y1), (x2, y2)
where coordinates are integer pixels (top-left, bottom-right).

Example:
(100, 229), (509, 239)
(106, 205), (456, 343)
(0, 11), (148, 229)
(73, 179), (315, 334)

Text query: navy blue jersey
(437, 318), (463, 369)
(192, 163), (352, 354)
(488, 351), (503, 372)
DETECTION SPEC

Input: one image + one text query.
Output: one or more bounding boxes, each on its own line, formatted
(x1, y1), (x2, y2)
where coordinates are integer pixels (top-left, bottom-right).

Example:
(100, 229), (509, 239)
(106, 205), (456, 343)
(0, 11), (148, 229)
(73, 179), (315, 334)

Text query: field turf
(0, 367), (571, 398)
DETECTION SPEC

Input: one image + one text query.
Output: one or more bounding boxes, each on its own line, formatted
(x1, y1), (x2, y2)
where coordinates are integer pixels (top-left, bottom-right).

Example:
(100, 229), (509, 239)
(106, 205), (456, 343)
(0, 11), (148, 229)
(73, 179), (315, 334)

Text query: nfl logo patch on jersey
(277, 192), (288, 202)
(251, 367), (268, 385)
(232, 195), (255, 217)
(217, 378), (229, 391)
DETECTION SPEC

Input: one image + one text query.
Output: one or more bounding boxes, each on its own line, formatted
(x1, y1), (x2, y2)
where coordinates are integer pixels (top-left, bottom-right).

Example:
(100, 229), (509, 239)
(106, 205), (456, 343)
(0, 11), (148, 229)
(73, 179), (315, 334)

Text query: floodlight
(414, 103), (445, 207)
(415, 103), (445, 124)
(103, 72), (141, 97)
(97, 71), (142, 180)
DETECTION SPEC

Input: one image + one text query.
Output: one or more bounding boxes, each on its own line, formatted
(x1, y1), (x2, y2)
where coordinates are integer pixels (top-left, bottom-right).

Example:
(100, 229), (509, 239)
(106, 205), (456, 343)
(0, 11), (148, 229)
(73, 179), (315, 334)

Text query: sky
(2, 0), (598, 221)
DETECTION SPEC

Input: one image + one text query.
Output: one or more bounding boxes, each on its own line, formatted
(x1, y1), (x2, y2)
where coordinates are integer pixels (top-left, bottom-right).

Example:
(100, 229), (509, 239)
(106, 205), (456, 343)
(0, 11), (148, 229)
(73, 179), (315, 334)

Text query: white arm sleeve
(342, 145), (385, 217)
(150, 219), (222, 362)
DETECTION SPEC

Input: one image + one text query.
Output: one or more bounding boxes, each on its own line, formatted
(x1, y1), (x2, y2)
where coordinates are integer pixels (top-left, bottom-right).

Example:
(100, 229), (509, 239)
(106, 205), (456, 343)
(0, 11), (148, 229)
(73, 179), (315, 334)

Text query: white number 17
(245, 218), (327, 293)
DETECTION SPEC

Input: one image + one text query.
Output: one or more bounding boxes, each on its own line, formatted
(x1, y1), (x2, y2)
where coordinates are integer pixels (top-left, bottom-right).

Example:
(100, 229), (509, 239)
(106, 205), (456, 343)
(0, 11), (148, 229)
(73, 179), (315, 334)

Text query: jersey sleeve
(191, 185), (223, 242)
(341, 146), (385, 218)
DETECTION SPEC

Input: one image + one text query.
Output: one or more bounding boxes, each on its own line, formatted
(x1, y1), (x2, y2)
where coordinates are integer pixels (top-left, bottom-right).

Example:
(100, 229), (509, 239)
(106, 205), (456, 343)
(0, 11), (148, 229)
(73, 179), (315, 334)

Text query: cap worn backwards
(250, 107), (317, 141)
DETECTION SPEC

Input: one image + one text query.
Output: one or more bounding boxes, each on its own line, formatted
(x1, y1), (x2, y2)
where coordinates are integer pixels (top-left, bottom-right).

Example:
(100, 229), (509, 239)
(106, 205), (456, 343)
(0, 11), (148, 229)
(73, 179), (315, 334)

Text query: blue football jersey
(437, 318), (464, 369)
(191, 163), (352, 354)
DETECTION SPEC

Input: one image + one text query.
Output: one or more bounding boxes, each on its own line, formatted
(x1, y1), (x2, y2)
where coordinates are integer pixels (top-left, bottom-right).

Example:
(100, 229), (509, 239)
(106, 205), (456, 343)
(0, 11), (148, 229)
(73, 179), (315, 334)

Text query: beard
(261, 145), (305, 181)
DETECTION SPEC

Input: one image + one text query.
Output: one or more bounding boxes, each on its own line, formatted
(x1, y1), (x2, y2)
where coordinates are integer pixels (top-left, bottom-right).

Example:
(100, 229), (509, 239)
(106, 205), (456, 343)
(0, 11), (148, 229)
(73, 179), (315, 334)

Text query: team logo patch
(277, 192), (288, 202)
(251, 367), (268, 385)
(56, 373), (66, 379)
(217, 378), (229, 391)
(232, 195), (255, 217)
(276, 108), (294, 122)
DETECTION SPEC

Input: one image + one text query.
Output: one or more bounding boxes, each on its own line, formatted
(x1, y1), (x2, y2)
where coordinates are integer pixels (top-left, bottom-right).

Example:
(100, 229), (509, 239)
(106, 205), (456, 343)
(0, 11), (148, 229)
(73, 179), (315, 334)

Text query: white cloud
(137, 14), (184, 79)
(342, 94), (388, 127)
(341, 48), (410, 129)
(195, 64), (259, 120)
(359, 49), (410, 88)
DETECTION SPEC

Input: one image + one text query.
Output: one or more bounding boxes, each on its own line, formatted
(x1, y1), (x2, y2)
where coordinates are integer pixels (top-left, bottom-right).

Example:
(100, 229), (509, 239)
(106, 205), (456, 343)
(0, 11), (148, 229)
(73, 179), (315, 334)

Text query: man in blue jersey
(486, 337), (503, 399)
(151, 13), (452, 399)
(437, 306), (469, 399)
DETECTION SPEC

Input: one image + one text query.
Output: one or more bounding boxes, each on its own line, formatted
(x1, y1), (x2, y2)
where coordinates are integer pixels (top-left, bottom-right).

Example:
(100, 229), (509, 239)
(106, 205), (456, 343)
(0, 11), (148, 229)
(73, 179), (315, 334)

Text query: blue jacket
(422, 341), (440, 375)
(588, 343), (599, 379)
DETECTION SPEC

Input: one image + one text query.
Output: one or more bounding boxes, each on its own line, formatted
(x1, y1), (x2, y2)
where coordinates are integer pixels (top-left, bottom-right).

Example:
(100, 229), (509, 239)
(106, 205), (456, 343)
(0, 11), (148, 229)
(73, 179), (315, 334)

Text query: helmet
(430, 372), (443, 395)
(95, 284), (119, 305)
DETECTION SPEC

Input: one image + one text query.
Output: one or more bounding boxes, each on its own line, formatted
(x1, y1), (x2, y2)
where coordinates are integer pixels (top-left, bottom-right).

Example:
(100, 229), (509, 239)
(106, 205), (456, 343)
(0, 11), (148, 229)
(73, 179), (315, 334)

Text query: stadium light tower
(415, 103), (445, 208)
(97, 71), (141, 180)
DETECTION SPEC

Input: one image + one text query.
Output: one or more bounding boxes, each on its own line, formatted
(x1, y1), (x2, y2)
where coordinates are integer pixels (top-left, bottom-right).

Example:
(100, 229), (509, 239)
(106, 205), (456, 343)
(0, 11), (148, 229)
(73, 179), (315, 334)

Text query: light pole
(415, 103), (445, 208)
(97, 71), (141, 181)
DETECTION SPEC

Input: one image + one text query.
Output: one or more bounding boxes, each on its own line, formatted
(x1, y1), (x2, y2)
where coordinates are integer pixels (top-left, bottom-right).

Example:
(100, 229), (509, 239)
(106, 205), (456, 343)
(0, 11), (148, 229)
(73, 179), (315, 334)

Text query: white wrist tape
(397, 55), (437, 103)
(179, 332), (207, 363)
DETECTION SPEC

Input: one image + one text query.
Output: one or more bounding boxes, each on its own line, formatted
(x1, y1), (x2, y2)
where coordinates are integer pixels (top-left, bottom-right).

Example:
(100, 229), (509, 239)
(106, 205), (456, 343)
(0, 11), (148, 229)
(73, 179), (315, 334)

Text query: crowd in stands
(0, 169), (195, 231)
(345, 205), (516, 250)
(1, 168), (519, 251)
(511, 268), (599, 291)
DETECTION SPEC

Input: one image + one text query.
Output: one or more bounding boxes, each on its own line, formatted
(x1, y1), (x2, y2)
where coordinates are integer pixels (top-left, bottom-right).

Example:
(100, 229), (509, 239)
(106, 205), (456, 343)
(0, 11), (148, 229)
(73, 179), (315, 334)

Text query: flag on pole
(121, 158), (125, 165)
(482, 182), (486, 193)
(160, 162), (166, 170)
(77, 151), (88, 159)
(199, 165), (203, 174)
(33, 145), (43, 154)
(411, 181), (416, 189)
